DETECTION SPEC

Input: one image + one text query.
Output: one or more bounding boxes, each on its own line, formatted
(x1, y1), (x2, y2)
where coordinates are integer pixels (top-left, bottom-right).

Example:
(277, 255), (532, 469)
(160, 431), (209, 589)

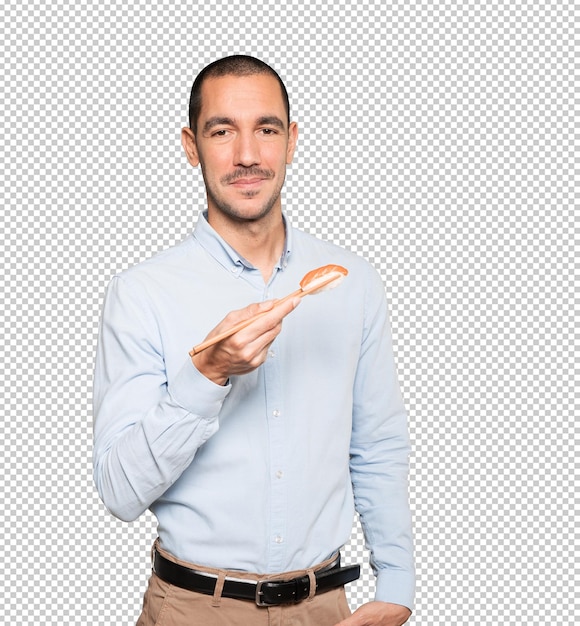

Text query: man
(93, 55), (414, 626)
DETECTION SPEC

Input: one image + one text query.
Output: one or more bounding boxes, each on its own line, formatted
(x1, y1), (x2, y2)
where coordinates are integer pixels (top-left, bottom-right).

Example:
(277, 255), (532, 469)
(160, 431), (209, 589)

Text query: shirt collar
(192, 210), (293, 277)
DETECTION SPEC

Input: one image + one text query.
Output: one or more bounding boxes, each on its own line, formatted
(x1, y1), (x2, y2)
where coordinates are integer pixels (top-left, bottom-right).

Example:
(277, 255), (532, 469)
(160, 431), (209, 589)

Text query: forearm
(351, 426), (415, 610)
(93, 394), (219, 521)
(93, 272), (232, 520)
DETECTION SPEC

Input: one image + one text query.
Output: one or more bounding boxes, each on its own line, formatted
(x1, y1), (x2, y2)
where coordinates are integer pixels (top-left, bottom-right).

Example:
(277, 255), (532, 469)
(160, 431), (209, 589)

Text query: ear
(286, 122), (298, 164)
(181, 127), (200, 167)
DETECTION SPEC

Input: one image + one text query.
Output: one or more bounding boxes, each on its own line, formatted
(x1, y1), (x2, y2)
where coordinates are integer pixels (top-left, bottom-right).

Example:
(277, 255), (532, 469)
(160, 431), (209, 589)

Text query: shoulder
(114, 235), (194, 285)
(103, 235), (197, 310)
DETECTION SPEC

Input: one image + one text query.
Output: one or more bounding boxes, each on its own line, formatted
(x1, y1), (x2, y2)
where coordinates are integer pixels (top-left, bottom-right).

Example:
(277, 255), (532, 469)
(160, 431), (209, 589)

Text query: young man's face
(182, 73), (298, 224)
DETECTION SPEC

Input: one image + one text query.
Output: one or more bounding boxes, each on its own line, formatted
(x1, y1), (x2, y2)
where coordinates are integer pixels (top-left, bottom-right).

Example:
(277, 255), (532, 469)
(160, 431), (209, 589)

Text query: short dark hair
(188, 55), (290, 134)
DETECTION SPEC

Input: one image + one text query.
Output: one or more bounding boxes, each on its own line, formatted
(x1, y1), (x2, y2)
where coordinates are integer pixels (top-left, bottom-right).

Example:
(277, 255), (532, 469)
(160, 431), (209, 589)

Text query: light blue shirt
(93, 211), (415, 609)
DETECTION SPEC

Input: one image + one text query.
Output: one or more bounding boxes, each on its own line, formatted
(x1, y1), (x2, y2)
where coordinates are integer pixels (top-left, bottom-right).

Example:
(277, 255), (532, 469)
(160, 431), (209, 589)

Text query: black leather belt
(153, 548), (360, 606)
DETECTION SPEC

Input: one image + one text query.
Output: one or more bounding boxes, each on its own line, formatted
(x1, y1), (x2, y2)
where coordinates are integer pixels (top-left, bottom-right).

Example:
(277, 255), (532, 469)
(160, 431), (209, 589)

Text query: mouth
(229, 177), (266, 188)
(223, 168), (274, 187)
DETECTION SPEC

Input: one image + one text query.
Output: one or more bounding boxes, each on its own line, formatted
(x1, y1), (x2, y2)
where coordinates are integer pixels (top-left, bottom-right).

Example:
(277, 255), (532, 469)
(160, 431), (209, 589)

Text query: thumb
(229, 299), (275, 324)
(333, 613), (361, 626)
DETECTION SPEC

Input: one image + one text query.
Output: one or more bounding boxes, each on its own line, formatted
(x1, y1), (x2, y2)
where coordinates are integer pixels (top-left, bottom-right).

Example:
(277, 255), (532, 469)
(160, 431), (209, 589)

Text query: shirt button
(276, 470), (283, 479)
(269, 350), (276, 358)
(272, 409), (281, 417)
(274, 535), (283, 544)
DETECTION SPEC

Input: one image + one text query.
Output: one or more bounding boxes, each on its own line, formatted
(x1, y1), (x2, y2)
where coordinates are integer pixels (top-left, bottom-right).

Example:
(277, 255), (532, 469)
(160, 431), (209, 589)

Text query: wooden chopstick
(188, 273), (340, 356)
(188, 289), (302, 356)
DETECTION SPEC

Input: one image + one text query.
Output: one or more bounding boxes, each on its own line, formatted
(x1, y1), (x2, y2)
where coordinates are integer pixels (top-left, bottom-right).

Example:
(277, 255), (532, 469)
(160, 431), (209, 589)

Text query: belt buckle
(255, 576), (310, 606)
(255, 579), (271, 607)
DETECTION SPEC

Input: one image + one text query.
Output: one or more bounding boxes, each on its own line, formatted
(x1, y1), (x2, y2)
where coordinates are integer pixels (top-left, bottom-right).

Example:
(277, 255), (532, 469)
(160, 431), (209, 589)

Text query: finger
(250, 296), (301, 329)
(192, 300), (279, 354)
(191, 297), (300, 382)
(232, 297), (299, 345)
(218, 299), (276, 330)
(223, 297), (298, 366)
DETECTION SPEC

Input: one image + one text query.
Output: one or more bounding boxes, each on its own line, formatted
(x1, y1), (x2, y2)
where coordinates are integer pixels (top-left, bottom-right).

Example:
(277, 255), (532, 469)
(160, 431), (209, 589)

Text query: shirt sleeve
(92, 274), (230, 522)
(349, 267), (415, 611)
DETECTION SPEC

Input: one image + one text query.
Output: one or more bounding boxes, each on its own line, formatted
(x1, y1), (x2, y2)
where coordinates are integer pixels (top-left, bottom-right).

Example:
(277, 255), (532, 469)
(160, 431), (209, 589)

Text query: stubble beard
(203, 166), (286, 223)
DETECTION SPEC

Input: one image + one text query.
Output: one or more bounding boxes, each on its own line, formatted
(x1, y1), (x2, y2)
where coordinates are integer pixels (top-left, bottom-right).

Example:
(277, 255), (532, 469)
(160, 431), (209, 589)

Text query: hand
(191, 297), (300, 384)
(335, 601), (412, 626)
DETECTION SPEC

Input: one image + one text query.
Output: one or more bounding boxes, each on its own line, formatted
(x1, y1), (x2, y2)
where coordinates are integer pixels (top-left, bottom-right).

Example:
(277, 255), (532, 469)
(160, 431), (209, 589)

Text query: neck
(207, 208), (286, 282)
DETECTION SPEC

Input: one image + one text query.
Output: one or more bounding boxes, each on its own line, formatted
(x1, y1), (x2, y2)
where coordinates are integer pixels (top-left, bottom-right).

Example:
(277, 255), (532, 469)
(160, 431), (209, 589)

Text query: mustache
(221, 167), (275, 184)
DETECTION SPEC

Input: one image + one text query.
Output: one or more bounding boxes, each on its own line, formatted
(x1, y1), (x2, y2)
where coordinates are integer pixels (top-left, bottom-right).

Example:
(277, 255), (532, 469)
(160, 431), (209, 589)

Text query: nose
(233, 131), (260, 167)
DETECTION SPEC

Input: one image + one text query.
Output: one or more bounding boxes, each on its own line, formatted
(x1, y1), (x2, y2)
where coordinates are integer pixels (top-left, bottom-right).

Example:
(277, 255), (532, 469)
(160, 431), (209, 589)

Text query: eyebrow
(202, 115), (286, 134)
(202, 117), (234, 134)
(256, 116), (286, 130)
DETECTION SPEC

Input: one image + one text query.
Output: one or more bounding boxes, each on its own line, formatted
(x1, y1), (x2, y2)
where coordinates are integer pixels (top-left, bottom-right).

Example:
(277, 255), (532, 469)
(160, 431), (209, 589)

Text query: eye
(260, 128), (278, 135)
(212, 129), (228, 137)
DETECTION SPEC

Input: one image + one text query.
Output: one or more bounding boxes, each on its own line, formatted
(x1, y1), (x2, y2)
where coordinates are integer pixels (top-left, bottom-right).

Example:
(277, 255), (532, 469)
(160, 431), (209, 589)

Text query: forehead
(199, 74), (287, 121)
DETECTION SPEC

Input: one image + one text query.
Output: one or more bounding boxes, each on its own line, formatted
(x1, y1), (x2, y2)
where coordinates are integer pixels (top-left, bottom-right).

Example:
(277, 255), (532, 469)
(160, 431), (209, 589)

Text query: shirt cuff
(170, 357), (232, 418)
(374, 568), (416, 612)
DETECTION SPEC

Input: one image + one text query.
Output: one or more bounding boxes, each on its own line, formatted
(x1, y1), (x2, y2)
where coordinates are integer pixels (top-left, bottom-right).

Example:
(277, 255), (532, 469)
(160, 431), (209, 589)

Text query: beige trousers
(136, 542), (352, 626)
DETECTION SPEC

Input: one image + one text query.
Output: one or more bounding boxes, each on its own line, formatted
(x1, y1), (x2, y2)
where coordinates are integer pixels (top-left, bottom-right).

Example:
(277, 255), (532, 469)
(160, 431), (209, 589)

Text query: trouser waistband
(152, 544), (360, 607)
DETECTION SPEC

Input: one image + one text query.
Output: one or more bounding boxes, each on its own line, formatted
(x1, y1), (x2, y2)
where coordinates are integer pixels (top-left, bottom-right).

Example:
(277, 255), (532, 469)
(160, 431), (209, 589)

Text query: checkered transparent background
(0, 1), (576, 624)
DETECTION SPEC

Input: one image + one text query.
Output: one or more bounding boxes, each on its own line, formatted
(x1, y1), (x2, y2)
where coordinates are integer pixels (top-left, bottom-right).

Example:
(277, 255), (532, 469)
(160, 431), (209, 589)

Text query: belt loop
(307, 569), (316, 602)
(151, 539), (159, 565)
(211, 571), (227, 607)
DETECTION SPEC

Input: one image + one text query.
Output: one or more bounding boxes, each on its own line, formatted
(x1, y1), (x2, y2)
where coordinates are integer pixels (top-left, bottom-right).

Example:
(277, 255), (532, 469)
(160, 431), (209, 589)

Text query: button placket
(263, 335), (287, 571)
